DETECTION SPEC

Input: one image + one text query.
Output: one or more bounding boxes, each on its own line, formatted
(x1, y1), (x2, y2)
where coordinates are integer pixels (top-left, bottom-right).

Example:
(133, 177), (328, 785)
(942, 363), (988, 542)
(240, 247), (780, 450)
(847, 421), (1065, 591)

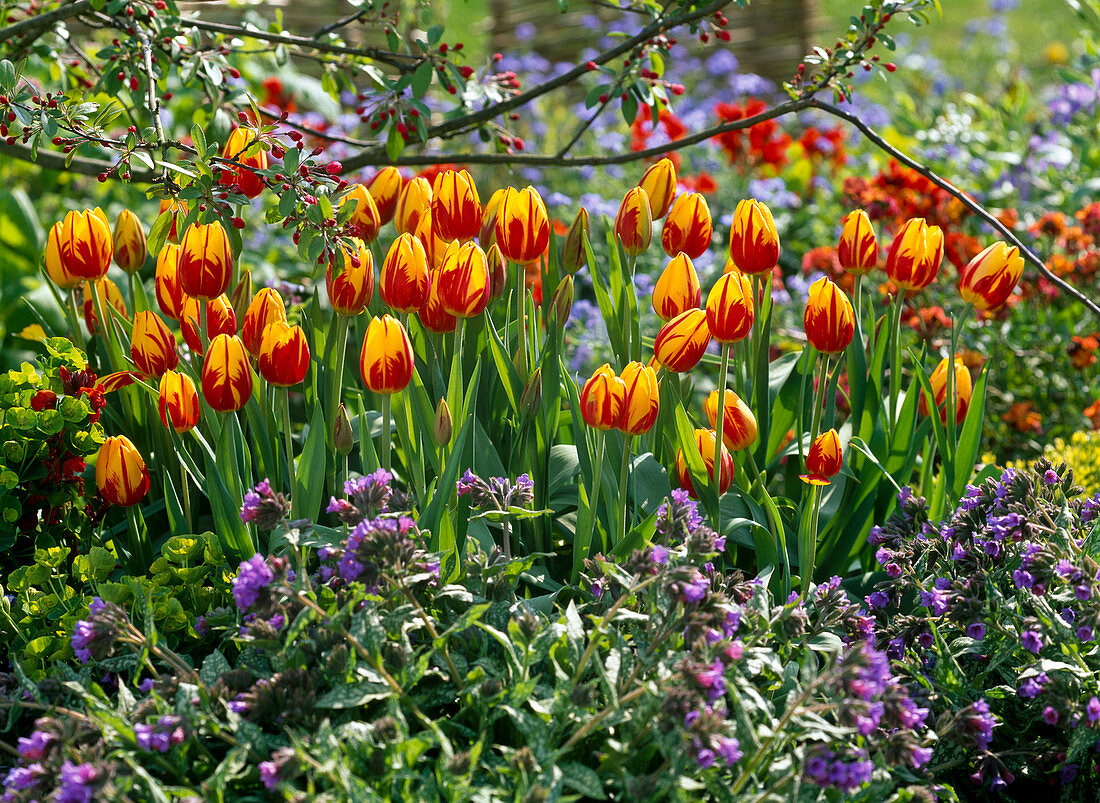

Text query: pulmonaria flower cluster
(239, 478), (291, 530)
(455, 470), (534, 511)
(134, 716), (186, 753)
(70, 597), (130, 665)
(317, 514), (438, 592)
(231, 554), (294, 612)
(325, 469), (407, 526)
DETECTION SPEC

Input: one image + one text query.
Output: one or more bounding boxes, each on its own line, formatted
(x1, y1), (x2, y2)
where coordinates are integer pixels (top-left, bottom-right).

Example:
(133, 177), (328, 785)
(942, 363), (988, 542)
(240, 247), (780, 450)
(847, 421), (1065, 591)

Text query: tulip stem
(801, 484), (823, 588)
(280, 387), (295, 487)
(180, 461), (192, 533)
(852, 275), (863, 329)
(89, 280), (119, 373)
(380, 393), (392, 473)
(713, 343), (731, 500)
(328, 315), (350, 442)
(886, 289), (905, 435)
(945, 306), (970, 455)
(617, 434), (633, 549)
(515, 264), (528, 381)
(65, 288), (83, 346)
(807, 352), (829, 457)
(198, 297), (210, 356)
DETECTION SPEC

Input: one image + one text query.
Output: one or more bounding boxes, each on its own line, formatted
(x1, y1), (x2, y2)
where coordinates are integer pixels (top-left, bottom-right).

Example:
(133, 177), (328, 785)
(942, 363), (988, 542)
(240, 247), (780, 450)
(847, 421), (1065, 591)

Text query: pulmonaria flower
(1017, 674), (1047, 699)
(1021, 629), (1043, 654)
(919, 587), (950, 615)
(16, 731), (54, 761)
(1078, 625), (1094, 641)
(803, 745), (874, 793)
(715, 736), (742, 766)
(232, 554), (275, 611)
(57, 760), (99, 803)
(655, 489), (705, 544)
(239, 478), (291, 530)
(258, 747), (297, 791)
(455, 470), (535, 510)
(672, 570), (710, 604)
(71, 597), (128, 664)
(1087, 696), (1100, 723)
(967, 622), (987, 640)
(326, 469), (398, 525)
(3, 764), (44, 795)
(650, 544), (669, 565)
(962, 699), (998, 750)
(337, 515), (420, 587)
(134, 715), (186, 753)
(1082, 492), (1100, 524)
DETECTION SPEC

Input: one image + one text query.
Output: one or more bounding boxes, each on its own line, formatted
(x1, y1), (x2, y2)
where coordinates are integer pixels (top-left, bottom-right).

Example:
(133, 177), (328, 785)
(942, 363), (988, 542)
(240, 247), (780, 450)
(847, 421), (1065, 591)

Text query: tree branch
(0, 0), (91, 45)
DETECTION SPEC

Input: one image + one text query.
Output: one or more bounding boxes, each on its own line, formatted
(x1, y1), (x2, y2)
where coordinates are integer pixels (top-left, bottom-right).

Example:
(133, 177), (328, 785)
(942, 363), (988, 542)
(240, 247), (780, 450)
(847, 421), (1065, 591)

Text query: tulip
(837, 210), (877, 275)
(704, 389), (758, 451)
(485, 243), (508, 303)
(676, 428), (733, 498)
(959, 241), (1024, 311)
(181, 295), (237, 355)
(661, 192), (712, 259)
(433, 397), (453, 445)
(638, 157), (677, 219)
(201, 334), (253, 412)
(334, 403), (354, 455)
(437, 240), (491, 318)
(800, 428), (842, 485)
(339, 184), (382, 243)
(614, 187), (652, 256)
(368, 166), (403, 225)
(652, 253), (701, 322)
(414, 211), (450, 271)
(219, 126), (268, 199)
(394, 176), (432, 236)
(55, 209), (114, 281)
(520, 367), (543, 417)
(360, 314), (415, 394)
(417, 267), (459, 333)
(113, 209), (147, 273)
(44, 222), (83, 290)
(920, 357), (972, 426)
(155, 243), (187, 321)
(158, 370), (200, 433)
(803, 277), (855, 355)
(381, 232), (431, 312)
(326, 240), (374, 316)
(229, 270), (253, 324)
(82, 278), (126, 335)
(258, 321), (310, 387)
(653, 308), (711, 373)
(130, 310), (179, 377)
(550, 274), (574, 330)
(560, 207), (589, 273)
(179, 221), (233, 301)
(619, 361), (659, 436)
(729, 198), (779, 276)
(95, 435), (149, 507)
(431, 168), (482, 241)
(495, 186), (551, 265)
(479, 188), (506, 246)
(241, 287), (287, 357)
(705, 270), (754, 344)
(885, 218), (943, 292)
(158, 198), (187, 244)
(579, 364), (626, 430)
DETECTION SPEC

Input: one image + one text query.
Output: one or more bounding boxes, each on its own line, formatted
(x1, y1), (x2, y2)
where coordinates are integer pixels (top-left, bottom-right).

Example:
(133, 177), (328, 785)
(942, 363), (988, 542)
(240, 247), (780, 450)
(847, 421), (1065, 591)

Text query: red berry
(326, 162), (342, 175)
(231, 216), (245, 229)
(885, 62), (897, 72)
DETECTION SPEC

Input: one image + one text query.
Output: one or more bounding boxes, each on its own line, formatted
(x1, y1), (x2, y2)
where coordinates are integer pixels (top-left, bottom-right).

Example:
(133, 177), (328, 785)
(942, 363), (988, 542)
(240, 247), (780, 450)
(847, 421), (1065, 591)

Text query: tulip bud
(54, 209), (114, 281)
(704, 389), (757, 451)
(803, 277), (855, 354)
(614, 187), (652, 256)
(230, 269), (253, 324)
(181, 295), (237, 355)
(158, 198), (188, 244)
(158, 370), (200, 433)
(219, 126), (268, 198)
(661, 192), (712, 259)
(676, 428), (733, 498)
(202, 334), (253, 412)
(653, 308), (711, 373)
(155, 243), (187, 321)
(560, 207), (589, 272)
(437, 240), (492, 318)
(729, 198), (780, 276)
(495, 186), (551, 265)
(334, 402), (354, 455)
(433, 397), (453, 445)
(653, 253), (701, 322)
(340, 184), (382, 243)
(179, 221), (234, 301)
(837, 210), (877, 275)
(367, 166), (403, 225)
(520, 367), (543, 417)
(113, 209), (147, 273)
(638, 157), (677, 219)
(381, 232), (431, 313)
(417, 267), (458, 334)
(479, 187), (506, 246)
(326, 240), (375, 316)
(130, 310), (179, 377)
(958, 241), (1024, 311)
(579, 364), (626, 430)
(96, 435), (149, 507)
(485, 243), (508, 303)
(885, 218), (943, 292)
(82, 278), (127, 335)
(550, 274), (574, 330)
(394, 176), (432, 236)
(242, 287), (288, 357)
(360, 314), (415, 394)
(619, 361), (660, 435)
(258, 321), (310, 387)
(800, 428), (842, 485)
(919, 357), (972, 426)
(44, 222), (82, 290)
(705, 270), (754, 344)
(431, 168), (482, 241)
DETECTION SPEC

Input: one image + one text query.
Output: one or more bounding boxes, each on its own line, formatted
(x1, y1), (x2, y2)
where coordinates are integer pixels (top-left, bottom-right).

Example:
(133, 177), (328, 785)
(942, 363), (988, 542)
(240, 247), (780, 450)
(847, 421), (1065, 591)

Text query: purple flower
(966, 699), (997, 750)
(867, 591), (890, 609)
(1021, 630), (1043, 654)
(17, 731), (54, 761)
(1077, 585), (1092, 601)
(239, 479), (290, 529)
(967, 622), (986, 640)
(259, 760), (280, 791)
(1082, 493), (1100, 524)
(650, 544), (669, 565)
(1012, 569), (1035, 590)
(920, 588), (950, 615)
(715, 736), (742, 766)
(1043, 706), (1060, 725)
(1087, 697), (1100, 723)
(56, 761), (98, 803)
(1078, 625), (1094, 642)
(232, 554), (275, 611)
(3, 765), (42, 794)
(1018, 678), (1044, 699)
(694, 747), (716, 768)
(681, 572), (709, 604)
(960, 485), (983, 511)
(1043, 469), (1060, 486)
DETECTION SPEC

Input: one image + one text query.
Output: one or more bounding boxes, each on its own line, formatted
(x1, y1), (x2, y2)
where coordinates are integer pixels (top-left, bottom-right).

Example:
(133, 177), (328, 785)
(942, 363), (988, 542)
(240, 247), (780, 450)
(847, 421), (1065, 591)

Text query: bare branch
(0, 140), (156, 181)
(0, 0), (91, 45)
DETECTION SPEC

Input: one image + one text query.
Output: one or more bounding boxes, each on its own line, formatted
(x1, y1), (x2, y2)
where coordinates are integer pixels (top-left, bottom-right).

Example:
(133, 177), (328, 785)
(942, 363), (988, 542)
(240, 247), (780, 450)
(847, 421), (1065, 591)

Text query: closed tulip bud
(614, 187), (652, 256)
(803, 277), (855, 354)
(155, 243), (187, 321)
(258, 321), (310, 387)
(704, 389), (757, 451)
(638, 157), (677, 219)
(241, 288), (287, 357)
(676, 428), (733, 498)
(418, 266), (458, 334)
(653, 253), (701, 322)
(729, 198), (780, 276)
(394, 176), (432, 236)
(158, 370), (200, 433)
(495, 186), (551, 265)
(158, 198), (188, 244)
(181, 294), (237, 355)
(885, 218), (943, 291)
(580, 364), (626, 430)
(438, 240), (491, 318)
(130, 310), (179, 377)
(82, 278), (127, 335)
(112, 209), (147, 273)
(202, 334), (253, 412)
(433, 397), (453, 444)
(334, 402), (354, 455)
(220, 126), (268, 199)
(326, 240), (374, 316)
(705, 270), (754, 343)
(230, 269), (253, 324)
(95, 435), (149, 507)
(44, 222), (82, 290)
(381, 232), (431, 312)
(431, 168), (482, 241)
(485, 243), (508, 302)
(619, 361), (660, 435)
(340, 184), (382, 243)
(368, 166), (403, 225)
(661, 192), (712, 259)
(520, 367), (543, 417)
(360, 314), (415, 394)
(179, 221), (233, 301)
(920, 357), (972, 426)
(479, 188), (506, 246)
(550, 274), (574, 330)
(560, 206), (589, 272)
(55, 209), (114, 281)
(653, 308), (711, 373)
(800, 428), (842, 485)
(837, 210), (877, 274)
(959, 241), (1024, 311)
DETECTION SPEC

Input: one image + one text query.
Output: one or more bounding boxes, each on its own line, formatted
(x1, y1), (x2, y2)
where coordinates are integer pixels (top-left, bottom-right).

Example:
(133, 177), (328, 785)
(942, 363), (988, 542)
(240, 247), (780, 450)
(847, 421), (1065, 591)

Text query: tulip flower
(550, 274), (574, 330)
(113, 209), (147, 273)
(437, 240), (491, 318)
(800, 428), (842, 485)
(433, 397), (453, 445)
(54, 209), (114, 281)
(130, 310), (179, 377)
(181, 295), (237, 355)
(661, 192), (712, 259)
(560, 206), (589, 273)
(885, 218), (943, 292)
(676, 428), (734, 498)
(179, 221), (234, 301)
(837, 210), (877, 275)
(495, 186), (551, 265)
(479, 188), (506, 246)
(579, 364), (626, 430)
(368, 166), (403, 225)
(326, 241), (374, 316)
(340, 184), (382, 243)
(417, 267), (458, 334)
(652, 253), (701, 322)
(158, 370), (200, 433)
(958, 241), (1024, 311)
(414, 212), (450, 271)
(82, 278), (126, 335)
(334, 403), (355, 455)
(619, 361), (660, 435)
(485, 243), (508, 303)
(96, 435), (149, 507)
(202, 334), (253, 412)
(258, 321), (310, 387)
(155, 243), (187, 321)
(803, 277), (855, 355)
(394, 176), (432, 236)
(704, 389), (758, 451)
(638, 157), (677, 219)
(159, 198), (187, 243)
(431, 168), (482, 241)
(241, 287), (287, 357)
(920, 357), (972, 426)
(729, 199), (779, 276)
(653, 309), (711, 373)
(219, 126), (268, 199)
(705, 270), (754, 344)
(381, 232), (431, 312)
(44, 221), (83, 290)
(614, 187), (653, 256)
(360, 314), (414, 395)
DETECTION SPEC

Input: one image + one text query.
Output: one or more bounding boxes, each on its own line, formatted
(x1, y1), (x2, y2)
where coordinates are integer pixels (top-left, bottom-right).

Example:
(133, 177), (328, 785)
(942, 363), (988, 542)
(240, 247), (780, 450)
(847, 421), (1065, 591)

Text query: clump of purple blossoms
(134, 715), (186, 753)
(240, 478), (291, 530)
(456, 470), (534, 511)
(326, 469), (407, 526)
(803, 745), (875, 793)
(56, 761), (99, 803)
(232, 554), (294, 612)
(71, 597), (129, 665)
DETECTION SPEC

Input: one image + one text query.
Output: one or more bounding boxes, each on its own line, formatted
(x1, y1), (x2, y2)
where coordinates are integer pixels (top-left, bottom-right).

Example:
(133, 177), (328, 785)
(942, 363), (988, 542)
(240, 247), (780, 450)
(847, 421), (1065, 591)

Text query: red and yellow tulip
(368, 166), (403, 225)
(95, 435), (149, 507)
(155, 243), (187, 321)
(676, 428), (734, 498)
(614, 187), (653, 256)
(729, 199), (779, 276)
(431, 168), (482, 241)
(958, 241), (1024, 311)
(44, 221), (83, 290)
(652, 253), (701, 322)
(53, 209), (113, 281)
(179, 221), (234, 301)
(479, 187), (506, 246)
(130, 310), (179, 377)
(394, 176), (432, 236)
(241, 287), (287, 357)
(705, 270), (754, 344)
(800, 429), (842, 485)
(258, 321), (310, 387)
(653, 308), (712, 373)
(82, 278), (126, 335)
(437, 240), (492, 318)
(326, 241), (374, 316)
(219, 126), (268, 199)
(661, 192), (712, 259)
(381, 232), (431, 313)
(113, 209), (147, 273)
(417, 267), (458, 334)
(920, 357), (973, 426)
(803, 277), (855, 354)
(181, 295), (237, 355)
(619, 361), (660, 435)
(360, 314), (415, 394)
(340, 183), (382, 243)
(837, 210), (877, 275)
(158, 370), (200, 433)
(704, 389), (758, 451)
(201, 333), (253, 412)
(495, 186), (551, 265)
(638, 157), (677, 219)
(579, 364), (626, 430)
(885, 218), (943, 292)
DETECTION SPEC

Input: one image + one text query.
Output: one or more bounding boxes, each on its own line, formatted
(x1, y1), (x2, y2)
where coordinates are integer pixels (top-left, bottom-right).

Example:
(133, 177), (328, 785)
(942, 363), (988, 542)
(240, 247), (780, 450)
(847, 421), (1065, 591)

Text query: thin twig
(312, 7), (370, 39)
